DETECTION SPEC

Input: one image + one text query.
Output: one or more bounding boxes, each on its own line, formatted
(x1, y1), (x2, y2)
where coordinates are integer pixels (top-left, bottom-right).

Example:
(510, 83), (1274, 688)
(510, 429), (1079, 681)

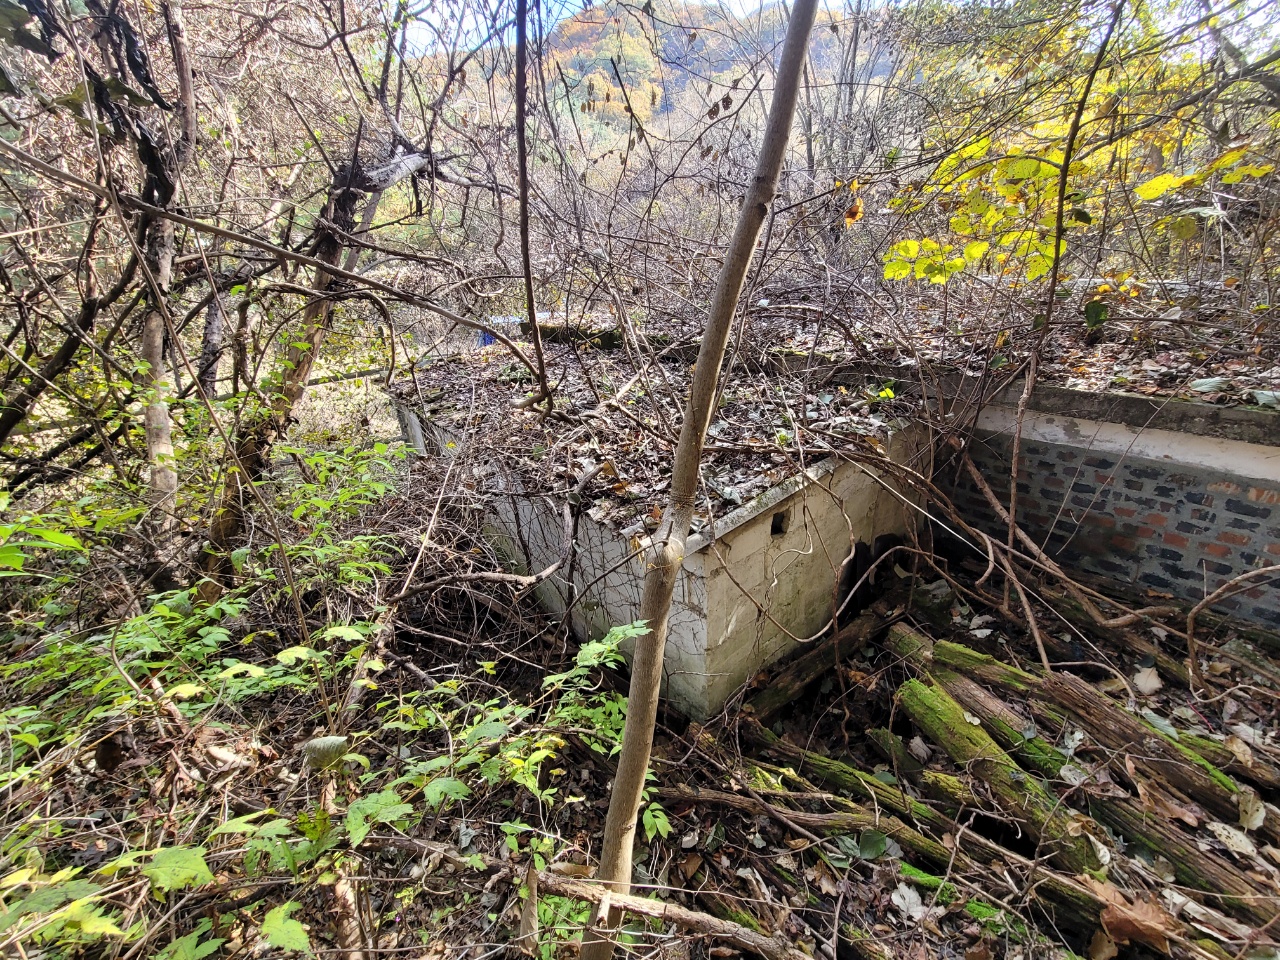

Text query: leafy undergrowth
(6, 444), (1280, 960)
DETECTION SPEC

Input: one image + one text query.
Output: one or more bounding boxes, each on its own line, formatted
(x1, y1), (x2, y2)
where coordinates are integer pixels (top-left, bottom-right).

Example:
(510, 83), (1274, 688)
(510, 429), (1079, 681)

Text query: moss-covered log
(932, 670), (1276, 927)
(1181, 731), (1280, 795)
(897, 678), (1102, 874)
(740, 718), (945, 829)
(893, 629), (1279, 844)
(1037, 671), (1280, 843)
(866, 728), (982, 813)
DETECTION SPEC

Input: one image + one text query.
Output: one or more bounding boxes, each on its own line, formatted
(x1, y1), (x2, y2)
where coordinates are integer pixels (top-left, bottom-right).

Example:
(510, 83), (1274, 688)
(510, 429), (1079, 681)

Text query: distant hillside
(544, 1), (881, 126)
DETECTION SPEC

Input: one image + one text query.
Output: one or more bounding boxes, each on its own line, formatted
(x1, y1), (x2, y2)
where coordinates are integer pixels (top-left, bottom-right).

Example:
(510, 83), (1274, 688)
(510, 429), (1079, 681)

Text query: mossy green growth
(897, 863), (1026, 937)
(932, 641), (1041, 691)
(746, 763), (788, 792)
(720, 908), (763, 931)
(1193, 938), (1234, 960)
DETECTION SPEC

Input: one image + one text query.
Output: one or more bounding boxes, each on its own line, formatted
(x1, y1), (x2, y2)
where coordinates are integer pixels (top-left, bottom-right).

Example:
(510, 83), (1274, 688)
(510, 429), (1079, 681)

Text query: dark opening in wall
(771, 509), (790, 537)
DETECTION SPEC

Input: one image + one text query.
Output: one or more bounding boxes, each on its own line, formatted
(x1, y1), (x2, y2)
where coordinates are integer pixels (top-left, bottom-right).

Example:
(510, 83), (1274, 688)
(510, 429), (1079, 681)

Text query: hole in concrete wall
(770, 509), (790, 537)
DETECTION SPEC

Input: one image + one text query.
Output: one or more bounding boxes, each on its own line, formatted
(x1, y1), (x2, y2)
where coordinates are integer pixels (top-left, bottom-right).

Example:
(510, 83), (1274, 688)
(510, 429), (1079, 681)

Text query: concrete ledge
(798, 357), (1279, 448)
(999, 383), (1279, 447)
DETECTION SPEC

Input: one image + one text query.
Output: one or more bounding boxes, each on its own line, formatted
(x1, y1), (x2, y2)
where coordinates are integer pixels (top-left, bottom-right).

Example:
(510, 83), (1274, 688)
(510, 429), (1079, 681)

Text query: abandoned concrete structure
(394, 346), (1280, 718)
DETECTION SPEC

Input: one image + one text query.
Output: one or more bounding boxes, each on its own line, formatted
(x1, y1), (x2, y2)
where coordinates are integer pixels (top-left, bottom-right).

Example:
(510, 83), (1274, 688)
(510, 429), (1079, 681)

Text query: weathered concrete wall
(483, 483), (712, 714)
(480, 435), (920, 719)
(951, 405), (1280, 629)
(694, 437), (920, 714)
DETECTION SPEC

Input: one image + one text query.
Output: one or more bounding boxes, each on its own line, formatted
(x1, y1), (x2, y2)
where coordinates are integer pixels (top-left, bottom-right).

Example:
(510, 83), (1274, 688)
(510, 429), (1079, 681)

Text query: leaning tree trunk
(579, 2), (818, 956)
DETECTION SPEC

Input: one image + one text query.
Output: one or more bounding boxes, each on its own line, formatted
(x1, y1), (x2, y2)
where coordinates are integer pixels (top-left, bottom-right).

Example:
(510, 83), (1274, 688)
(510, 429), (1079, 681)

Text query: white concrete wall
(483, 482), (712, 713)
(464, 434), (921, 719)
(695, 436), (920, 715)
(976, 405), (1280, 484)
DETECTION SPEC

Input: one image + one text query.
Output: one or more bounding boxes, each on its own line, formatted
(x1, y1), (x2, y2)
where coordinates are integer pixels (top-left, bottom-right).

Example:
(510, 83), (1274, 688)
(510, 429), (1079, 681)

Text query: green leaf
(962, 240), (989, 261)
(1134, 173), (1183, 201)
(882, 260), (911, 281)
(346, 789), (414, 847)
(0, 544), (25, 570)
(276, 646), (322, 665)
(890, 239), (920, 259)
(0, 1), (55, 58)
(217, 661), (266, 680)
(1083, 300), (1108, 330)
(157, 919), (225, 960)
(210, 811), (274, 836)
(1024, 254), (1052, 281)
(463, 720), (510, 745)
(1170, 215), (1197, 240)
(142, 847), (214, 897)
(859, 829), (888, 860)
(61, 900), (123, 937)
(323, 625), (364, 642)
(423, 777), (471, 809)
(261, 902), (311, 954)
(1004, 156), (1043, 180)
(21, 527), (84, 550)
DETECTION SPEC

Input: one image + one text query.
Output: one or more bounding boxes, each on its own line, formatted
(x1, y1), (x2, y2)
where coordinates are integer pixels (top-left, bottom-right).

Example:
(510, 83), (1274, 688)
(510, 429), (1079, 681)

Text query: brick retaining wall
(948, 429), (1280, 629)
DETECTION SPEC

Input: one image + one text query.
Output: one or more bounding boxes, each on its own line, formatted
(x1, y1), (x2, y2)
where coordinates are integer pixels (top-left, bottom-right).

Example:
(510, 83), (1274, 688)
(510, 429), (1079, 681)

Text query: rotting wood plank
(745, 612), (884, 724)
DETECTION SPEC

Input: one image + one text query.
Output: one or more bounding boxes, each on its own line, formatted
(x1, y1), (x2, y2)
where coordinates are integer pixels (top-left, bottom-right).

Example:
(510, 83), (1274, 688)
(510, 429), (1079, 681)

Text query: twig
(1187, 564), (1280, 694)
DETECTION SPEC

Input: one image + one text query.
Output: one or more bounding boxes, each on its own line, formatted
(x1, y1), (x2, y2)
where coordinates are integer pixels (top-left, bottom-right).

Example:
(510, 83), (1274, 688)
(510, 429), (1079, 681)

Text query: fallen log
(939, 674), (1275, 926)
(902, 629), (1280, 846)
(731, 734), (1106, 932)
(865, 728), (982, 813)
(896, 677), (1103, 874)
(663, 782), (954, 866)
(746, 612), (884, 724)
(1181, 732), (1280, 795)
(534, 872), (810, 960)
(884, 626), (1280, 927)
(1041, 671), (1280, 843)
(740, 719), (947, 831)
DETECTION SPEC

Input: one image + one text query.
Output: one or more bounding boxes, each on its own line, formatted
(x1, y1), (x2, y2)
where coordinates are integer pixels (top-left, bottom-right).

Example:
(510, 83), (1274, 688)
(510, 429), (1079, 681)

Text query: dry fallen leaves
(1082, 877), (1179, 954)
(1132, 666), (1163, 696)
(1238, 785), (1267, 832)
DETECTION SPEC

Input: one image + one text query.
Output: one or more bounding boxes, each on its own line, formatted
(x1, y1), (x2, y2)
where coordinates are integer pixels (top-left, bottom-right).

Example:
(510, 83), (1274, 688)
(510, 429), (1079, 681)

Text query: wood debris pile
(645, 582), (1280, 960)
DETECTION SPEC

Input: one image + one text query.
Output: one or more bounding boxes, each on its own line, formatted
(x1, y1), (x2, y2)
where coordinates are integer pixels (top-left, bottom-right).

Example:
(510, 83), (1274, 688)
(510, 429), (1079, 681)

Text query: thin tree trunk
(140, 220), (179, 531)
(196, 294), (224, 398)
(579, 2), (818, 956)
(140, 0), (197, 534)
(514, 0), (552, 408)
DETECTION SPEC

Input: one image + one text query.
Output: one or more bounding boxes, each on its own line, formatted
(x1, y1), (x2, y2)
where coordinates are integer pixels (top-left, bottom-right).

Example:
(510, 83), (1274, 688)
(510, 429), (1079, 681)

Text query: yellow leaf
(844, 198), (864, 227)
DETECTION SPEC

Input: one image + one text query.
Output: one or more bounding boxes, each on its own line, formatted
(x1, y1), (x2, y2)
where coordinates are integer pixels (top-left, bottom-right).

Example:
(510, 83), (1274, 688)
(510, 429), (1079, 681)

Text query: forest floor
(6, 452), (1279, 960)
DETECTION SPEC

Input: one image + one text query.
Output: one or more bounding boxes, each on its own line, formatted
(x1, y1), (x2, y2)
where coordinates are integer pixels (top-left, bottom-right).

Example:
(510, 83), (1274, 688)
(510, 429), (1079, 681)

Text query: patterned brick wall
(946, 432), (1280, 629)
